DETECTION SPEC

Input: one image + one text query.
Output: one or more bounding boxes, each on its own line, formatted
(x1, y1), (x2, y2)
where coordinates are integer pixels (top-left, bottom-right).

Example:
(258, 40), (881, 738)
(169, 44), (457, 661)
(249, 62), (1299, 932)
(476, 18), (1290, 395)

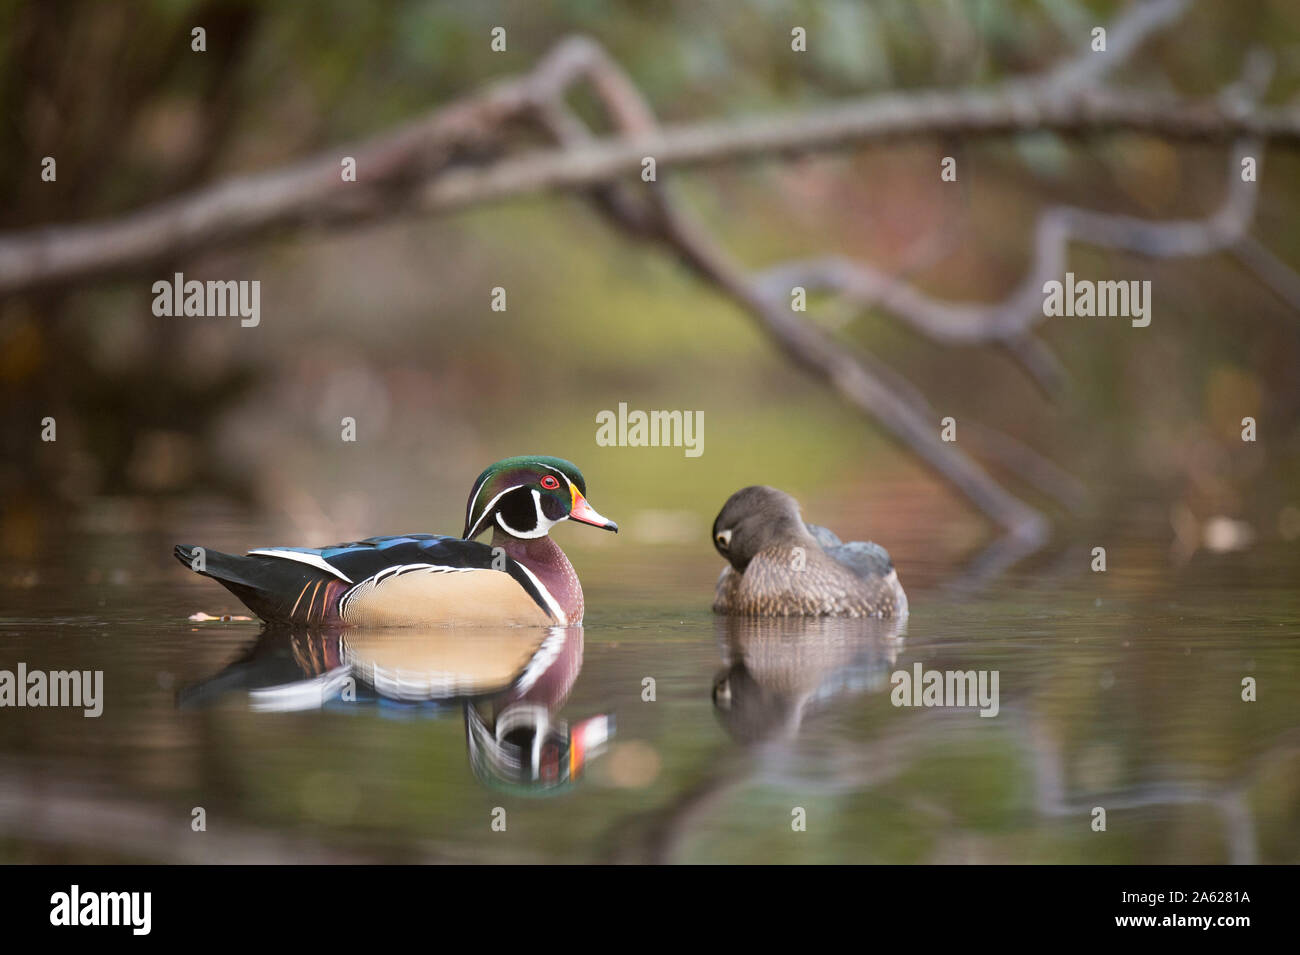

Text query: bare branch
(0, 37), (641, 297)
(3, 31), (1300, 295)
(505, 5), (1263, 553)
(516, 51), (1053, 545)
(1231, 235), (1300, 312)
(742, 36), (1290, 403)
(1000, 334), (1071, 399)
(0, 74), (534, 295)
(1044, 0), (1191, 92)
(417, 93), (1300, 215)
(751, 140), (1264, 351)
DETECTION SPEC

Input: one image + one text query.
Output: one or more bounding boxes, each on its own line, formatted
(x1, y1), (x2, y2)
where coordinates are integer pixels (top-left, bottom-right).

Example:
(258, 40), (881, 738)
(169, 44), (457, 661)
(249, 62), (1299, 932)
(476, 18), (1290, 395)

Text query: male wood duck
(711, 485), (907, 618)
(174, 455), (617, 627)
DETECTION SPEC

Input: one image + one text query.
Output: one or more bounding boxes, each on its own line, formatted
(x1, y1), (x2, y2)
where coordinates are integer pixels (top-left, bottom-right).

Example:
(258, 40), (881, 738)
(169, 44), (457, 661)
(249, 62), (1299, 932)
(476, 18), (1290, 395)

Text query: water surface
(1, 509), (1296, 864)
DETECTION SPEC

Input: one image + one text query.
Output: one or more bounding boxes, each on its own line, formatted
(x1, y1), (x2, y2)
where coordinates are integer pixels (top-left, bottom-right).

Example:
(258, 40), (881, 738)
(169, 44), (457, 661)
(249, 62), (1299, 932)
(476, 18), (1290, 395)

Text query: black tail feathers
(174, 544), (334, 623)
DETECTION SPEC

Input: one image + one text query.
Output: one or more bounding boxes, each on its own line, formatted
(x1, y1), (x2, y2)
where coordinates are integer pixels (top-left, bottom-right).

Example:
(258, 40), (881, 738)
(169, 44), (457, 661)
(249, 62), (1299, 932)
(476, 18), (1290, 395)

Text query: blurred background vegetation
(2, 0), (1299, 585)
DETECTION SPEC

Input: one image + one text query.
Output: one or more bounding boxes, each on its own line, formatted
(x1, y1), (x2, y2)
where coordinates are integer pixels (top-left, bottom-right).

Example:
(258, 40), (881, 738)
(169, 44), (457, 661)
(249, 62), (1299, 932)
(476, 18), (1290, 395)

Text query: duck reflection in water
(712, 615), (906, 745)
(178, 624), (612, 794)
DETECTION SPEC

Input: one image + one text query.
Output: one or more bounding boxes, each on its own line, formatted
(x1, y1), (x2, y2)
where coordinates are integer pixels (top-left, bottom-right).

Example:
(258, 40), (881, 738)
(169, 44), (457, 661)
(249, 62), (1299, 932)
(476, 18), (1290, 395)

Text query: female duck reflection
(712, 615), (906, 744)
(178, 624), (612, 794)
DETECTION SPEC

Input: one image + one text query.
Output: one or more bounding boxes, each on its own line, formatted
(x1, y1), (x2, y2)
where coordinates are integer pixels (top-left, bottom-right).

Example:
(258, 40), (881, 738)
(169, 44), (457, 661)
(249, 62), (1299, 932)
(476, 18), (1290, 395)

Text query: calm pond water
(1, 504), (1297, 864)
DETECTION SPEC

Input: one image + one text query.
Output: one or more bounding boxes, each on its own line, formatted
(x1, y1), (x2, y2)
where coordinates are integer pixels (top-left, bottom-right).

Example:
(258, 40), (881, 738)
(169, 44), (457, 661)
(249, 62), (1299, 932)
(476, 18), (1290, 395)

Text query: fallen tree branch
(417, 91), (1300, 212)
(741, 48), (1296, 420)
(3, 30), (1300, 295)
(750, 140), (1264, 346)
(506, 2), (1294, 570)
(1232, 234), (1300, 312)
(1044, 0), (1191, 92)
(524, 38), (1054, 547)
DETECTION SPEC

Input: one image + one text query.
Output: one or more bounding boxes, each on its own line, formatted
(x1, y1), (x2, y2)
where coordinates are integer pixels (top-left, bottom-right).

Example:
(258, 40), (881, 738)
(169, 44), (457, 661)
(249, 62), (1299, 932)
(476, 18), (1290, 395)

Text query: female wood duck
(174, 455), (617, 627)
(711, 485), (907, 618)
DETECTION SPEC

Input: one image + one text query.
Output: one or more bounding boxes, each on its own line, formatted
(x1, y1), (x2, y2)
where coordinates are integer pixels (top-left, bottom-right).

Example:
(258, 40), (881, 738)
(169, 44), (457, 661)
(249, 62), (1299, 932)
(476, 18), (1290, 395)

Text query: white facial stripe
(470, 462), (566, 517)
(465, 473), (496, 534)
(495, 489), (556, 540)
(466, 483), (527, 539)
(557, 471), (575, 499)
(467, 462), (574, 537)
(470, 464), (581, 539)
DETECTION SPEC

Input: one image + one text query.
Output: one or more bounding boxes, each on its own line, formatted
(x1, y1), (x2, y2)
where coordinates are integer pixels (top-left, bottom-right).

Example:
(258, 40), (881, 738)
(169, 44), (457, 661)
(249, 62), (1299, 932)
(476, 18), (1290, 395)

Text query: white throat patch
(495, 489), (556, 540)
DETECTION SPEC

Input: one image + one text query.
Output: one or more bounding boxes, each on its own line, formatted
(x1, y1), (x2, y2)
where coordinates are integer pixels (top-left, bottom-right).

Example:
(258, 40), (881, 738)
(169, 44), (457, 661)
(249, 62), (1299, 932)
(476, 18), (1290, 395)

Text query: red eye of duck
(540, 475), (560, 490)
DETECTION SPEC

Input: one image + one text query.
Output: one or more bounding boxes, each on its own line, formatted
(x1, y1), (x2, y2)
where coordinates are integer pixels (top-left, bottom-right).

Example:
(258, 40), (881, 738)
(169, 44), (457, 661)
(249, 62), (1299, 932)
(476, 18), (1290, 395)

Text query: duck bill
(569, 490), (618, 532)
